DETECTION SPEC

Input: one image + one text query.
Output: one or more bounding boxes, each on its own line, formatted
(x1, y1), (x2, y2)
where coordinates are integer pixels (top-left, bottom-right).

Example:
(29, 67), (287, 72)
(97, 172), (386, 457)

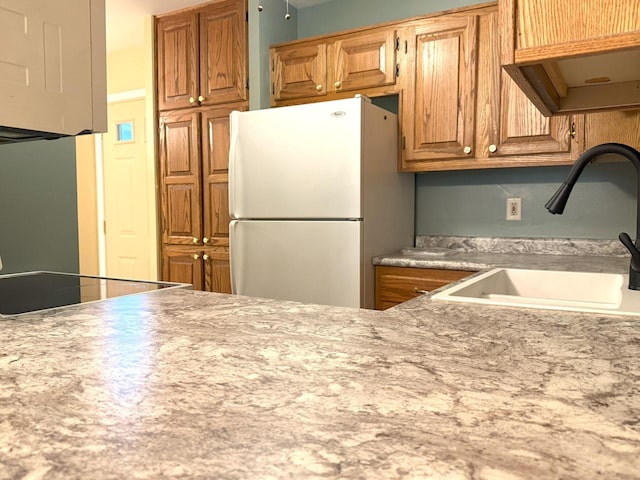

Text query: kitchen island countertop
(1, 267), (640, 478)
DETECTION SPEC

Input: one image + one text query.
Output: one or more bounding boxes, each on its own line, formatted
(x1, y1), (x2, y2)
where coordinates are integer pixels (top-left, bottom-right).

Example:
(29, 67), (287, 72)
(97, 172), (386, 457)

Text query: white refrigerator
(229, 96), (414, 309)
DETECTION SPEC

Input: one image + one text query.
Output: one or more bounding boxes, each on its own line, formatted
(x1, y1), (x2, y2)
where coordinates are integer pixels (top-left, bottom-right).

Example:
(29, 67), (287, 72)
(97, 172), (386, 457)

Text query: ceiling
(105, 0), (335, 52)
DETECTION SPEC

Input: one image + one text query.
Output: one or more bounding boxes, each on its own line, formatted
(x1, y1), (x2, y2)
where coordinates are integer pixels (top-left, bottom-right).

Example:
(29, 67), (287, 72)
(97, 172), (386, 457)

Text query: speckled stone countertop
(373, 236), (630, 272)
(1, 239), (640, 479)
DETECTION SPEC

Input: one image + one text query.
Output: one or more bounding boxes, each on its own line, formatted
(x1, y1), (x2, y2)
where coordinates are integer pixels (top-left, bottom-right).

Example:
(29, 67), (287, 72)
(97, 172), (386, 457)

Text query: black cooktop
(0, 272), (176, 316)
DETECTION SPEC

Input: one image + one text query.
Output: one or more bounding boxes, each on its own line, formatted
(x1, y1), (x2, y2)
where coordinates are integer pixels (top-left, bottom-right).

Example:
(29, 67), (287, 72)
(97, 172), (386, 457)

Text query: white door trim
(107, 88), (146, 104)
(96, 88), (147, 277)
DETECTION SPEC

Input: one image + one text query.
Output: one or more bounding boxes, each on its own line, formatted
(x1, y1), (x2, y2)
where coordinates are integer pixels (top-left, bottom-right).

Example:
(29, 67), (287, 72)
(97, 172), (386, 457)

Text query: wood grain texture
(375, 266), (473, 310)
(328, 27), (397, 93)
(156, 12), (198, 110)
(201, 104), (246, 248)
(204, 246), (231, 293)
(515, 0), (640, 50)
(271, 43), (328, 103)
(159, 111), (202, 245)
(199, 0), (248, 105)
(162, 246), (204, 290)
(402, 14), (478, 162)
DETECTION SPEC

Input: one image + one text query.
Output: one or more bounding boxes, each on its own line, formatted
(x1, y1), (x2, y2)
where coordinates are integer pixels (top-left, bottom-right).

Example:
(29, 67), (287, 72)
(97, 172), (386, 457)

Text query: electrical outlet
(506, 198), (522, 221)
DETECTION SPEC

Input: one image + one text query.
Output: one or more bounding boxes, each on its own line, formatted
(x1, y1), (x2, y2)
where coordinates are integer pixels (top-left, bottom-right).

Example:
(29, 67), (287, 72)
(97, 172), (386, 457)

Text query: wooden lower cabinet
(162, 246), (232, 294)
(375, 266), (474, 310)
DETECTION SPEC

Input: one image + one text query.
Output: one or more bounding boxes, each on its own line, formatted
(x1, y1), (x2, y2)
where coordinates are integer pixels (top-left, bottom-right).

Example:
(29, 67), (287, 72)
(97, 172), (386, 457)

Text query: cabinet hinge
(402, 136), (406, 150)
(246, 11), (249, 22)
(103, 220), (107, 235)
(395, 36), (400, 51)
(246, 79), (249, 90)
(395, 64), (400, 78)
(405, 40), (408, 54)
(272, 83), (275, 95)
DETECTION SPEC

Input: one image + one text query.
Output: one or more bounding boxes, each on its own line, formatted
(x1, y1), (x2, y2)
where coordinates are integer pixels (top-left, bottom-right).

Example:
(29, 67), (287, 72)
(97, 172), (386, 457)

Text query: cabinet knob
(463, 146), (472, 154)
(570, 122), (576, 138)
(193, 254), (200, 260)
(413, 287), (429, 294)
(192, 237), (199, 244)
(202, 254), (210, 261)
(189, 97), (196, 104)
(316, 84), (323, 91)
(198, 95), (205, 102)
(203, 237), (209, 244)
(488, 144), (497, 153)
(334, 81), (341, 89)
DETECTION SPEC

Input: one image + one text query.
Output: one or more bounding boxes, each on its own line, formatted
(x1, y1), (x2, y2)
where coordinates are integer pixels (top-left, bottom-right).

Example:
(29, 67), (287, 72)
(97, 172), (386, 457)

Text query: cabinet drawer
(375, 266), (473, 310)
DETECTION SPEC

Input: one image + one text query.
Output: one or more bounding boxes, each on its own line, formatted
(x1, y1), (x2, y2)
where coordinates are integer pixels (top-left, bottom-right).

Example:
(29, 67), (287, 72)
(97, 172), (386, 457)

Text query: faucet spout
(545, 142), (640, 290)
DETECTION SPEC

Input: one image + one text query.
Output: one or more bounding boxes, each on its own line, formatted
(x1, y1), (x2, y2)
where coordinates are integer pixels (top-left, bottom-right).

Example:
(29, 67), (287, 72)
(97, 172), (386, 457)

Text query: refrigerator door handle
(229, 220), (239, 294)
(228, 111), (240, 220)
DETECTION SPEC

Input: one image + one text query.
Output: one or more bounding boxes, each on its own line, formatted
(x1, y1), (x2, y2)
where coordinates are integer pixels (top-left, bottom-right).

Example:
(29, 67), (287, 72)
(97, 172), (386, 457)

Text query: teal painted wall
(297, 0), (476, 36)
(0, 138), (79, 274)
(290, 0), (638, 240)
(249, 0), (298, 109)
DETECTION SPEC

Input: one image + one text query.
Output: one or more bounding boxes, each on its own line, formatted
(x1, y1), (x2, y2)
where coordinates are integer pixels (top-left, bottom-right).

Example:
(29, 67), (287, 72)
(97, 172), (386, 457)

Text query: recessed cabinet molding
(500, 0), (640, 115)
(0, 0), (106, 142)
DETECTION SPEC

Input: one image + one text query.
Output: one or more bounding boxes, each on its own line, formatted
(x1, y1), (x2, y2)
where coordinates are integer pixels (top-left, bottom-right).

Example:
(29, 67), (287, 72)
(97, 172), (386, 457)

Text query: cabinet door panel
(271, 44), (327, 103)
(375, 266), (473, 310)
(157, 12), (198, 111)
(403, 16), (478, 162)
(199, 0), (247, 105)
(204, 247), (231, 294)
(584, 110), (640, 151)
(329, 29), (397, 92)
(495, 73), (572, 156)
(202, 105), (246, 247)
(162, 247), (204, 290)
(159, 111), (202, 245)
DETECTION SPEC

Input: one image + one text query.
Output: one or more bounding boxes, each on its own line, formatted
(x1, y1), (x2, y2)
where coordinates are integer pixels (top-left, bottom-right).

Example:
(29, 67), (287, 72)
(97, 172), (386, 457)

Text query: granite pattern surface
(374, 236), (630, 272)
(1, 278), (640, 478)
(1, 239), (639, 478)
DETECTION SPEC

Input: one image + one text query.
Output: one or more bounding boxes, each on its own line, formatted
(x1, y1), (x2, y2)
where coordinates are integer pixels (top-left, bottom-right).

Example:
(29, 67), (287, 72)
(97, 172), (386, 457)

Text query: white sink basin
(431, 268), (640, 316)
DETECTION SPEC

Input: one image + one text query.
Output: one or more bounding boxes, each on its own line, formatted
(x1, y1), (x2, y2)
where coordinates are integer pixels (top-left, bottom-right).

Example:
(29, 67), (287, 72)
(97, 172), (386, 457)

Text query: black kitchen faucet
(545, 142), (640, 290)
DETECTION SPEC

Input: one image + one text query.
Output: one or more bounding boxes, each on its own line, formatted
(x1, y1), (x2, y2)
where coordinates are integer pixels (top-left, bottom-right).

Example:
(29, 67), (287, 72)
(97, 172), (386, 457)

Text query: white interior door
(230, 220), (362, 307)
(102, 98), (154, 280)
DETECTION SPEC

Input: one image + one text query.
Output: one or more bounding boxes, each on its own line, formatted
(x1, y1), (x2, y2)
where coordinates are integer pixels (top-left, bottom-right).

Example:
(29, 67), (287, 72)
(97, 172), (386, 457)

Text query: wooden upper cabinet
(401, 15), (478, 164)
(159, 111), (202, 245)
(199, 0), (248, 105)
(271, 43), (328, 103)
(157, 0), (247, 111)
(328, 29), (397, 93)
(157, 12), (199, 110)
(499, 0), (640, 115)
(271, 25), (399, 105)
(481, 10), (574, 161)
(401, 6), (580, 171)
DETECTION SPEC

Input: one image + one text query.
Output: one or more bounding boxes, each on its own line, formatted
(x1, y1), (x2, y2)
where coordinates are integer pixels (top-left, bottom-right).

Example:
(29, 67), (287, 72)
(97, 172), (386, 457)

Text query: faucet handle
(618, 232), (640, 270)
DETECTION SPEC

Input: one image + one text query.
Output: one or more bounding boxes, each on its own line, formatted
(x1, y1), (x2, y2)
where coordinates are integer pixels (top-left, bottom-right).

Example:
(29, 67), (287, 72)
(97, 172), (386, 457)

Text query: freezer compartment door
(229, 99), (364, 219)
(230, 220), (362, 308)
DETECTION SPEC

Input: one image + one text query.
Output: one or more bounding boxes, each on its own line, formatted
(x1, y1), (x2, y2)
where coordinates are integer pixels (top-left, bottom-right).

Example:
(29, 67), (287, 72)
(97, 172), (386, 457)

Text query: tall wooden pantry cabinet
(156, 0), (248, 293)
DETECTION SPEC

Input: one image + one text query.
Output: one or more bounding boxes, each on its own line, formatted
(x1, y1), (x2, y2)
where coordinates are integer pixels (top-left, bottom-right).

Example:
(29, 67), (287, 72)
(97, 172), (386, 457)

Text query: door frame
(96, 88), (158, 279)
